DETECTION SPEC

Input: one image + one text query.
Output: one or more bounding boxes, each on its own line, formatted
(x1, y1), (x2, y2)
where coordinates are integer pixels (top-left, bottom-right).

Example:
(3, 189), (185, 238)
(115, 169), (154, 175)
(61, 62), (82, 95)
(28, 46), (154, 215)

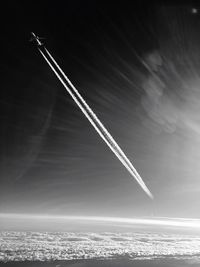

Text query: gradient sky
(1, 1), (200, 219)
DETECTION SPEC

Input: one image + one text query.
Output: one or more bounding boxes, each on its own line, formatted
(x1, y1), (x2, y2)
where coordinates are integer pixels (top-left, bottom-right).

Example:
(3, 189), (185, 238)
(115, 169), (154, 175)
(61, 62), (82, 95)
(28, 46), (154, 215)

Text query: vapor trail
(38, 47), (153, 199)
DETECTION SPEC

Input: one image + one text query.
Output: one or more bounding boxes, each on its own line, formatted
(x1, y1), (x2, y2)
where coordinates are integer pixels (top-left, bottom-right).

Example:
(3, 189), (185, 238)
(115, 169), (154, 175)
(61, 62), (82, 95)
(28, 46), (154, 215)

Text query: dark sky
(1, 1), (200, 219)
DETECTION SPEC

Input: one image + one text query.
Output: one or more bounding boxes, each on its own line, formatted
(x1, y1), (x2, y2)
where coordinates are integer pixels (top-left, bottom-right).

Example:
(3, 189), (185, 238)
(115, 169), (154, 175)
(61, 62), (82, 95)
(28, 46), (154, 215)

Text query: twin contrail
(34, 40), (153, 199)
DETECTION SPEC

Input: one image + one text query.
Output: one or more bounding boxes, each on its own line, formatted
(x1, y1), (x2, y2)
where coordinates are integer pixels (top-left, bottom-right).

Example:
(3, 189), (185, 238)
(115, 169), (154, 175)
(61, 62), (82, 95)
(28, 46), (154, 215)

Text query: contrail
(36, 43), (153, 199)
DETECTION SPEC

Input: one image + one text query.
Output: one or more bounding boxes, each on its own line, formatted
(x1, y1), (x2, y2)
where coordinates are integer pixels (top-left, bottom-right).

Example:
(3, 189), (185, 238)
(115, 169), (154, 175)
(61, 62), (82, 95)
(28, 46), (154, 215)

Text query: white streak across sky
(2, 213), (200, 229)
(37, 45), (153, 198)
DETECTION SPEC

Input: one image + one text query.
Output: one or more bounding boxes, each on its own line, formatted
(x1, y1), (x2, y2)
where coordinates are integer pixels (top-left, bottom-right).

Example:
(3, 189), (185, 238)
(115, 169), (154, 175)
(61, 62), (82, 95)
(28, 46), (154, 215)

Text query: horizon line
(1, 213), (200, 229)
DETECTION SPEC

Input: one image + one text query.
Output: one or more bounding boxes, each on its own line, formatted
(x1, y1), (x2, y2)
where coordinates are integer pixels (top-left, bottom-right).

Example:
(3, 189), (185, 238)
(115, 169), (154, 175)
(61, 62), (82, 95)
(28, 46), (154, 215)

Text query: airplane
(30, 32), (45, 46)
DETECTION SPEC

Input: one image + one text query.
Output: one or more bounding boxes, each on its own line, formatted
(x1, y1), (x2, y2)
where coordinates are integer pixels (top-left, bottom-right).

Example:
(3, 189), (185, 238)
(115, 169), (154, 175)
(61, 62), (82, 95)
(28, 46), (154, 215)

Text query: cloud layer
(1, 231), (200, 262)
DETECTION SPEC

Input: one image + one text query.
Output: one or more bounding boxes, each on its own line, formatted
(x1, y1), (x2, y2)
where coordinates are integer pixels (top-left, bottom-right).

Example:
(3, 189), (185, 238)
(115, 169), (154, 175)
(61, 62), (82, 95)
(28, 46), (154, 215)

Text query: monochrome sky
(1, 1), (200, 219)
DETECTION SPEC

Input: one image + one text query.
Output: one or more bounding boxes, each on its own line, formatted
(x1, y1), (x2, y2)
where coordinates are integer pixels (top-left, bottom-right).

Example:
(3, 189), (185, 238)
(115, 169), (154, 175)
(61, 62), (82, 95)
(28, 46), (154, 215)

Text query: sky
(1, 1), (200, 220)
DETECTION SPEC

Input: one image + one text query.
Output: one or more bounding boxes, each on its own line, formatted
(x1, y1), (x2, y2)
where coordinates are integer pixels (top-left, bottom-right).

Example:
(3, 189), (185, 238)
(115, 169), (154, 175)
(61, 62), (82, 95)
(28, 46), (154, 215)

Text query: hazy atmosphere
(1, 1), (200, 220)
(2, 1), (200, 266)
